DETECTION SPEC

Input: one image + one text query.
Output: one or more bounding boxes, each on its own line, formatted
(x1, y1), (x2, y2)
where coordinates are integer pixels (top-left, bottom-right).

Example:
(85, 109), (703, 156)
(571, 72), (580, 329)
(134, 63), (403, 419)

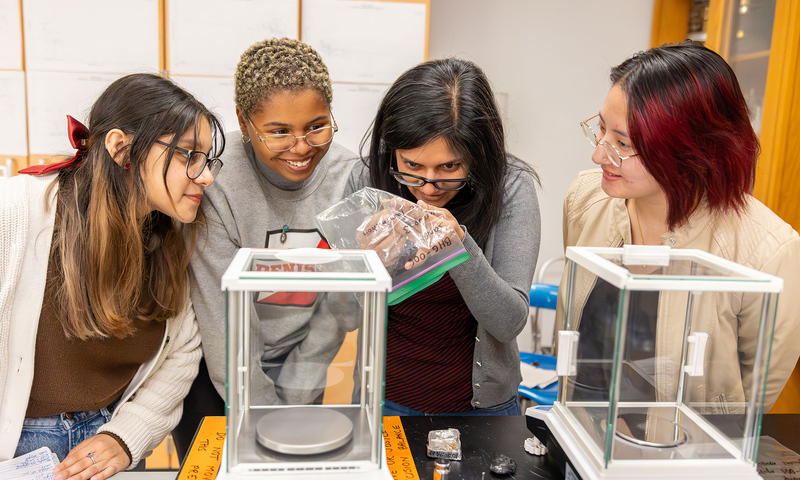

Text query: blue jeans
(14, 403), (116, 463)
(383, 395), (521, 416)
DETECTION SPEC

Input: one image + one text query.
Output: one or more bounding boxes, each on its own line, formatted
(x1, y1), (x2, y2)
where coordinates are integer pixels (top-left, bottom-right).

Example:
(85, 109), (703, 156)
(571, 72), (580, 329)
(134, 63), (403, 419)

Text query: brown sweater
(26, 206), (165, 417)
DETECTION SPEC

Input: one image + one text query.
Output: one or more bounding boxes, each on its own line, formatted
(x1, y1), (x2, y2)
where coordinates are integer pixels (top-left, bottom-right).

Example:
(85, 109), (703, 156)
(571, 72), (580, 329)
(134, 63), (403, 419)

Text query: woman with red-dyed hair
(558, 41), (800, 411)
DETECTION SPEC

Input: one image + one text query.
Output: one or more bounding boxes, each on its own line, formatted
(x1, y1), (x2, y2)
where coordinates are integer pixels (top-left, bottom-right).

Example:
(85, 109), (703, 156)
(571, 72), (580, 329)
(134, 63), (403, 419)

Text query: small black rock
(489, 454), (517, 475)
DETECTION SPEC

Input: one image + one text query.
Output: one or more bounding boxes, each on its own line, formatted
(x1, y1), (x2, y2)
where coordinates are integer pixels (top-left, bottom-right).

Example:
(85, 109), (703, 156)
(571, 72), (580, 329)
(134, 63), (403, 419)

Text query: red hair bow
(19, 115), (89, 175)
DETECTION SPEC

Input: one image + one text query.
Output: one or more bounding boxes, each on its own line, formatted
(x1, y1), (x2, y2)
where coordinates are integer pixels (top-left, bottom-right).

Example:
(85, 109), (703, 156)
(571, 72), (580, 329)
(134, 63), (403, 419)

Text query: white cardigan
(0, 174), (202, 468)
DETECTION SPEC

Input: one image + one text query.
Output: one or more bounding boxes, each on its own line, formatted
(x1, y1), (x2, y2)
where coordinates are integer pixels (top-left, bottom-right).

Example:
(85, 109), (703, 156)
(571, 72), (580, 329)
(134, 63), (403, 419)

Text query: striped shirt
(385, 272), (478, 413)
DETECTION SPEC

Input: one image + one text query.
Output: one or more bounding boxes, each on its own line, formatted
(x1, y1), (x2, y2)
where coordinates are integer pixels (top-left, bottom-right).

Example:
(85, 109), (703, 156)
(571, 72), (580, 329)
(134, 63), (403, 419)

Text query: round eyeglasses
(580, 114), (639, 167)
(389, 167), (469, 191)
(247, 115), (338, 153)
(155, 140), (223, 179)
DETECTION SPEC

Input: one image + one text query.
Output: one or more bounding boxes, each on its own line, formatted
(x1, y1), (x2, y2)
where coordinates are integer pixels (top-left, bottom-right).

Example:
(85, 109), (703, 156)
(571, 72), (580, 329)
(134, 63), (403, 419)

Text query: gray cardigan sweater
(347, 158), (541, 408)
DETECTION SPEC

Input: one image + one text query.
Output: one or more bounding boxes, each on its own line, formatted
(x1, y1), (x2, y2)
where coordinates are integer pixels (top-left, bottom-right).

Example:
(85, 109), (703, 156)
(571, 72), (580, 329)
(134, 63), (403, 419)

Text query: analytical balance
(527, 245), (783, 480)
(219, 248), (392, 479)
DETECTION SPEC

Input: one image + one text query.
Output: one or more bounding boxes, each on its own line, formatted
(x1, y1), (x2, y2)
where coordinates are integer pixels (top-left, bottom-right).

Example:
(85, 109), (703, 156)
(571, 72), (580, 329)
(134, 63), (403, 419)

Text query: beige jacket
(557, 169), (800, 411)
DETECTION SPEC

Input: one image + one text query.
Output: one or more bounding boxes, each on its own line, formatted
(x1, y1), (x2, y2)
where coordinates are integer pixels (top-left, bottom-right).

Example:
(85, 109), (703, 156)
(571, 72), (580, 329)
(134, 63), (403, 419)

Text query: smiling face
(592, 86), (664, 204)
(394, 137), (468, 208)
(239, 89), (332, 182)
(144, 117), (214, 223)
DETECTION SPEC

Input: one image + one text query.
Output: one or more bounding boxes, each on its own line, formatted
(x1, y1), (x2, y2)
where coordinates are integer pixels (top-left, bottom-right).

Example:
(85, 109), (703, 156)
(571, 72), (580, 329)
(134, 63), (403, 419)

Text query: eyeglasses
(155, 140), (223, 179)
(247, 114), (338, 153)
(580, 114), (639, 167)
(389, 167), (469, 191)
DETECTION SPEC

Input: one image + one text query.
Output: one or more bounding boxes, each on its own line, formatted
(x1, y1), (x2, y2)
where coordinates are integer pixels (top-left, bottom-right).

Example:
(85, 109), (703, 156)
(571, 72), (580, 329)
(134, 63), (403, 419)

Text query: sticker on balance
(383, 416), (421, 480)
(177, 416), (226, 480)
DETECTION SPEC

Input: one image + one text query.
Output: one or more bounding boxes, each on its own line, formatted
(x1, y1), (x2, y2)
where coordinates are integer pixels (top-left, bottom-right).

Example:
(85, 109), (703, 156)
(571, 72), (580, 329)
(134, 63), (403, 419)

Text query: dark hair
(53, 72), (225, 339)
(361, 57), (536, 247)
(610, 41), (758, 230)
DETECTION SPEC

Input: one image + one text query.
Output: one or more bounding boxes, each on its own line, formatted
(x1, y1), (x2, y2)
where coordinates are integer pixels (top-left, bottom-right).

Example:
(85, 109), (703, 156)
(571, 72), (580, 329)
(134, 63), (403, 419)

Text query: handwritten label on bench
(177, 416), (226, 480)
(383, 416), (420, 480)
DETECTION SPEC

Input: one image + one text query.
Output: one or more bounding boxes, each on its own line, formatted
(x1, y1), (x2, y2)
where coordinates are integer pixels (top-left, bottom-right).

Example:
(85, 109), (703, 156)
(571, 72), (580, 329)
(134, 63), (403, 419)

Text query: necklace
(248, 145), (308, 245)
(631, 199), (649, 269)
(280, 208), (297, 243)
(252, 171), (304, 244)
(632, 199), (647, 246)
(278, 180), (308, 244)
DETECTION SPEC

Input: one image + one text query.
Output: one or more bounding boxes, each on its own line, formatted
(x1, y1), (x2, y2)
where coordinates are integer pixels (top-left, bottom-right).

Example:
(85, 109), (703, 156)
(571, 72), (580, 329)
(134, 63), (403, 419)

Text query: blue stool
(529, 282), (558, 354)
(529, 282), (558, 310)
(519, 352), (558, 406)
(518, 282), (559, 406)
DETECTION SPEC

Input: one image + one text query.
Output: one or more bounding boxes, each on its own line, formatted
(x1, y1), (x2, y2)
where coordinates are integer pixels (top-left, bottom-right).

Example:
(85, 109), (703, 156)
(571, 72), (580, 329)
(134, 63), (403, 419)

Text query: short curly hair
(234, 37), (332, 116)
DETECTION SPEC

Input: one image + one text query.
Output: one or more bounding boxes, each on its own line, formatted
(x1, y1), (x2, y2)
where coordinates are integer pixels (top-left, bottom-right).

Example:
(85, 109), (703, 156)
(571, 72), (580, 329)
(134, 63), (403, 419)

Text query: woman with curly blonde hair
(173, 37), (358, 457)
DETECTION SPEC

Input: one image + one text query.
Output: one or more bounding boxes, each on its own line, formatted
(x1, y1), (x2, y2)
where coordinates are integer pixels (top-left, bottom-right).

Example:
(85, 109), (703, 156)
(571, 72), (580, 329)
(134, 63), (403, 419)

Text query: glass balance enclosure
(220, 248), (391, 478)
(552, 245), (782, 479)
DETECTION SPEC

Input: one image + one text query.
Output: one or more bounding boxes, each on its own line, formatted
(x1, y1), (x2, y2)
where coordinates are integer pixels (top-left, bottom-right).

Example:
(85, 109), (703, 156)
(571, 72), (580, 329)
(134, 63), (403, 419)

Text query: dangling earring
(241, 134), (251, 144)
(124, 162), (131, 169)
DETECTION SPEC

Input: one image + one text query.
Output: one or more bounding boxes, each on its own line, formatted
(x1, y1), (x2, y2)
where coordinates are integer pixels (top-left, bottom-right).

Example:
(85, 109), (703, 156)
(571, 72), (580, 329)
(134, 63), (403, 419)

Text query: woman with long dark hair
(0, 72), (224, 479)
(349, 57), (541, 416)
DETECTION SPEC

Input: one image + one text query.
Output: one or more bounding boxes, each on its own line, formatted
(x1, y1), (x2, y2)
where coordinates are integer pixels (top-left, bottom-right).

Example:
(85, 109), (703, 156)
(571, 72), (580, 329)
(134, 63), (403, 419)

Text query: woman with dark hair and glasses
(348, 57), (541, 416)
(559, 41), (800, 411)
(177, 37), (359, 456)
(0, 72), (224, 479)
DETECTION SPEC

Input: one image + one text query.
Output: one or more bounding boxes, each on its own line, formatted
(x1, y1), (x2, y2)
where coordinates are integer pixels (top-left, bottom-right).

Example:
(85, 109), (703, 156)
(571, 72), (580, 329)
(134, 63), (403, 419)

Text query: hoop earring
(241, 134), (251, 144)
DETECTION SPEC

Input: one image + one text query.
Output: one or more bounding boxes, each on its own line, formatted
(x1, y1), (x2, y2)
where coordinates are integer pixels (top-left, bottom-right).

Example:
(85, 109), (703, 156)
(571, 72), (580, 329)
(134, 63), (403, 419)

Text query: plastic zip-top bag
(316, 187), (469, 305)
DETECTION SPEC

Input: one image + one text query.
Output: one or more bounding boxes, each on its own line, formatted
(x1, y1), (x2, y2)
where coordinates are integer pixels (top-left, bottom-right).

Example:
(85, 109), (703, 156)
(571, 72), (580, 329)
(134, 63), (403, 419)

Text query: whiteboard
(169, 75), (238, 135)
(0, 71), (28, 155)
(23, 0), (159, 73)
(26, 71), (127, 155)
(168, 0), (299, 76)
(0, 1), (23, 70)
(330, 82), (387, 155)
(302, 0), (426, 84)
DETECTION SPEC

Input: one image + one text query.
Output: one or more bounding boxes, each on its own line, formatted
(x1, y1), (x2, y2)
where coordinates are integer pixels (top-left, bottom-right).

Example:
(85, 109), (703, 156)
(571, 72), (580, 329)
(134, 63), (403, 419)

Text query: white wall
(429, 0), (654, 274)
(427, 0), (654, 351)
